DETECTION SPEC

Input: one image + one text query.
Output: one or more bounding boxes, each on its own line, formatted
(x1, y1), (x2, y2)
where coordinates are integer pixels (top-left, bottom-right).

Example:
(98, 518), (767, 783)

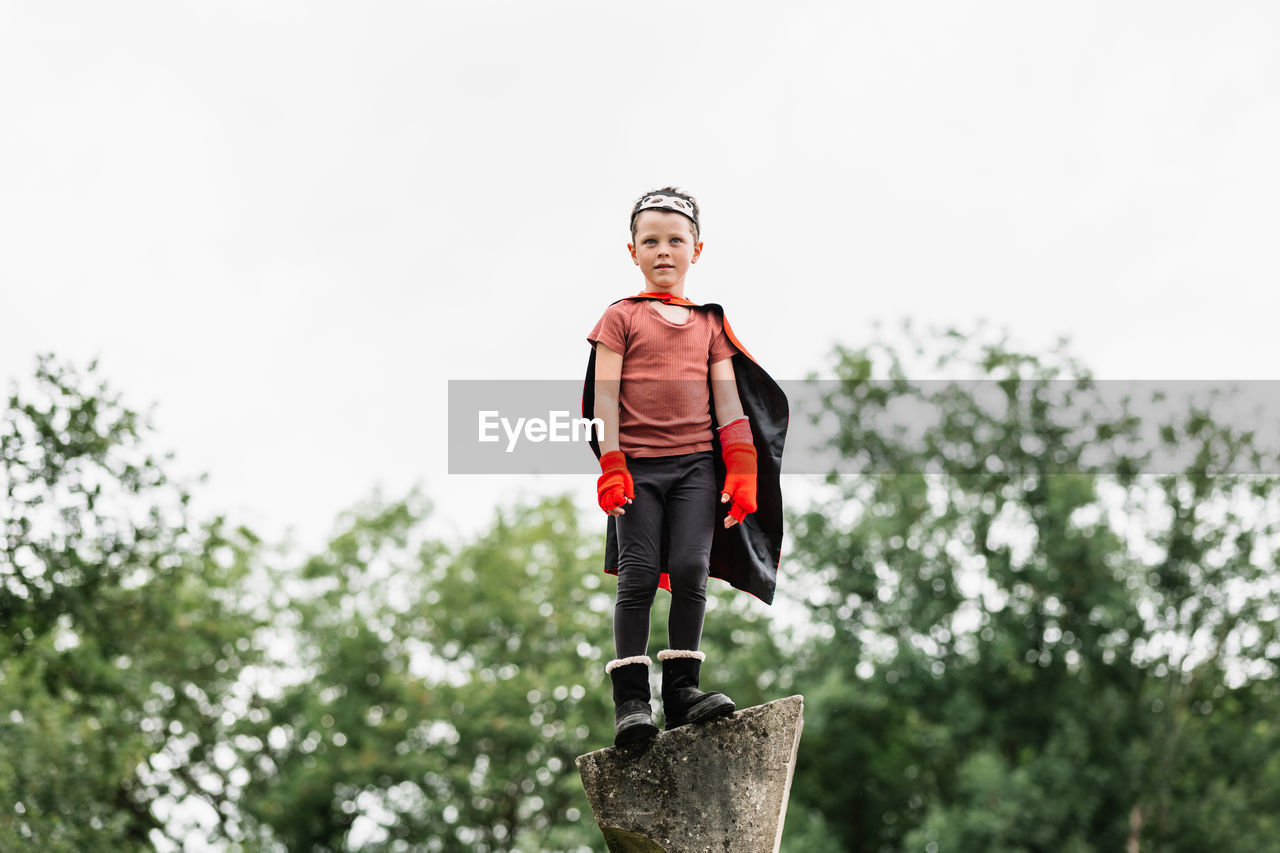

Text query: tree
(786, 325), (1280, 851)
(227, 493), (610, 851)
(1, 355), (267, 850)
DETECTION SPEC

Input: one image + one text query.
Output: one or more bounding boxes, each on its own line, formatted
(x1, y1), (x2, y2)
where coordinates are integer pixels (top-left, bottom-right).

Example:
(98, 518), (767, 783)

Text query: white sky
(4, 1), (1279, 554)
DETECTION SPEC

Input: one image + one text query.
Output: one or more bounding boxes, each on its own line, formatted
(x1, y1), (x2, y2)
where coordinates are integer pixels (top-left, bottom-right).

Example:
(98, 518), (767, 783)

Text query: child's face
(628, 210), (703, 291)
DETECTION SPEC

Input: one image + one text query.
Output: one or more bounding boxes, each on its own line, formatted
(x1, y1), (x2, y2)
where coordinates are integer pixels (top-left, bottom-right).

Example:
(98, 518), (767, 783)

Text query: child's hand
(721, 493), (740, 527)
(597, 451), (635, 516)
(718, 416), (757, 528)
(720, 444), (758, 528)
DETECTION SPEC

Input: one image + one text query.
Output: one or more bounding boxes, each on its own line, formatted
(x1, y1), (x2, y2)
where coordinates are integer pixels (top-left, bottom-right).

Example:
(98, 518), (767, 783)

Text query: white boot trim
(605, 655), (653, 674)
(657, 649), (706, 662)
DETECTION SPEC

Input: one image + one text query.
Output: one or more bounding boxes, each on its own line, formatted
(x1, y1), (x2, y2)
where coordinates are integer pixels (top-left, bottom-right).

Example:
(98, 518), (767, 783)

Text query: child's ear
(627, 243), (639, 265)
(692, 241), (704, 263)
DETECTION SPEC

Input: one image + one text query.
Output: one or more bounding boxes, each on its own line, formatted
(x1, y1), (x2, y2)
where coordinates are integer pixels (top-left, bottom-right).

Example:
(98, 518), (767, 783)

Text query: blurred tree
(786, 325), (1280, 852)
(231, 493), (614, 851)
(0, 355), (267, 850)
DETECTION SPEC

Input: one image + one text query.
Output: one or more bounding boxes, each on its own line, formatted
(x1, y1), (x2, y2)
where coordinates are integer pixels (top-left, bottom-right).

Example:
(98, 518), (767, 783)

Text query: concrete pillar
(575, 695), (804, 853)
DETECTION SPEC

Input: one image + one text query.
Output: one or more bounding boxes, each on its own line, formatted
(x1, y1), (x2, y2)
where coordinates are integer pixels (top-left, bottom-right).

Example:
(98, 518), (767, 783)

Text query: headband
(631, 193), (699, 229)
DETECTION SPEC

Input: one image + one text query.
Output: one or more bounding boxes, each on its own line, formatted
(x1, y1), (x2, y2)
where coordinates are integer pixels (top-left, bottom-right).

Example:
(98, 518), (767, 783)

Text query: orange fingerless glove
(597, 450), (634, 514)
(718, 417), (757, 522)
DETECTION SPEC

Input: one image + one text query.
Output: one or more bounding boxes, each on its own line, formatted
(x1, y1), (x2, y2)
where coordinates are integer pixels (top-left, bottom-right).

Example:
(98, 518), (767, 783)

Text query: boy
(582, 187), (788, 746)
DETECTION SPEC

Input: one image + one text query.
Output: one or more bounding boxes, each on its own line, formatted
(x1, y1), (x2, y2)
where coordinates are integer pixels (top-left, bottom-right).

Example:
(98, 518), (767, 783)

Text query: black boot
(606, 656), (658, 746)
(658, 649), (735, 730)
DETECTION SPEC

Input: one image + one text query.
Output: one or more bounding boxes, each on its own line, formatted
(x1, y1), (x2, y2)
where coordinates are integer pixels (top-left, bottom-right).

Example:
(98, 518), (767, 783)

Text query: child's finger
(724, 515), (738, 528)
(721, 492), (730, 503)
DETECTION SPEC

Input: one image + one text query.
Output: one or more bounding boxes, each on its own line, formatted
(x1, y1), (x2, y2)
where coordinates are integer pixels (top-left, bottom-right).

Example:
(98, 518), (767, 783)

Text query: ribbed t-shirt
(587, 299), (738, 457)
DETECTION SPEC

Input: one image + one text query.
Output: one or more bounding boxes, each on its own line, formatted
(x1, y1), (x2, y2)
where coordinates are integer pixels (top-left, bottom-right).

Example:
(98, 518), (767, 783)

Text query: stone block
(575, 695), (804, 853)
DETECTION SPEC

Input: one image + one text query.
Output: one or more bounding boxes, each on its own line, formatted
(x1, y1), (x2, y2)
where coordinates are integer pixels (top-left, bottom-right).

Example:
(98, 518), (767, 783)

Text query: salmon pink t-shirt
(588, 299), (738, 458)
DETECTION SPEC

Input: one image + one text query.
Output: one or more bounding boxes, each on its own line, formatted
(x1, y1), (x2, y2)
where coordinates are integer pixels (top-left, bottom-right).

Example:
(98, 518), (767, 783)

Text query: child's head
(627, 187), (703, 292)
(629, 187), (700, 244)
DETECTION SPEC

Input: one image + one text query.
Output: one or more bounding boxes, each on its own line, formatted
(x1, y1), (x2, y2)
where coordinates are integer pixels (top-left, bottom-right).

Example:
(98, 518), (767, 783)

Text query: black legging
(613, 450), (717, 658)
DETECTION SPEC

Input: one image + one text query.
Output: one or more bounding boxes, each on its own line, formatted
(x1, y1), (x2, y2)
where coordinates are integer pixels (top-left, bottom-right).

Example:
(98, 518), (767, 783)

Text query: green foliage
(787, 325), (1280, 851)
(1, 355), (267, 850)
(15, 329), (1280, 852)
(230, 494), (614, 851)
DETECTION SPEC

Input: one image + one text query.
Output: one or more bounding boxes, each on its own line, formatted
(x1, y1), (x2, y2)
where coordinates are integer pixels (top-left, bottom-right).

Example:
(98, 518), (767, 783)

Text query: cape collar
(630, 291), (700, 308)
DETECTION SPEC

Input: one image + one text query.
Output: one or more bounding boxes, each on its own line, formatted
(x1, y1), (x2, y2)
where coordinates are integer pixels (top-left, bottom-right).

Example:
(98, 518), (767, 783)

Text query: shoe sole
(614, 714), (659, 746)
(666, 694), (736, 730)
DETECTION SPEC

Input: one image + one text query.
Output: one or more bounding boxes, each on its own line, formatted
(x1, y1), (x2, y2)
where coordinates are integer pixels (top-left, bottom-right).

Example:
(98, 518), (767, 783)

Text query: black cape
(582, 295), (788, 604)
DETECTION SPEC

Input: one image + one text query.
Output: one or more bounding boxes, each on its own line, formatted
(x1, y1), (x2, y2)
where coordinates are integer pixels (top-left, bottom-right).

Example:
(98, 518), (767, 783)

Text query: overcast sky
(4, 1), (1279, 554)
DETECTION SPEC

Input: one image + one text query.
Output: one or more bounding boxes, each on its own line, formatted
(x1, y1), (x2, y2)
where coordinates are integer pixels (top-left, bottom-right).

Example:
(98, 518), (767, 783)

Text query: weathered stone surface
(575, 695), (804, 853)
